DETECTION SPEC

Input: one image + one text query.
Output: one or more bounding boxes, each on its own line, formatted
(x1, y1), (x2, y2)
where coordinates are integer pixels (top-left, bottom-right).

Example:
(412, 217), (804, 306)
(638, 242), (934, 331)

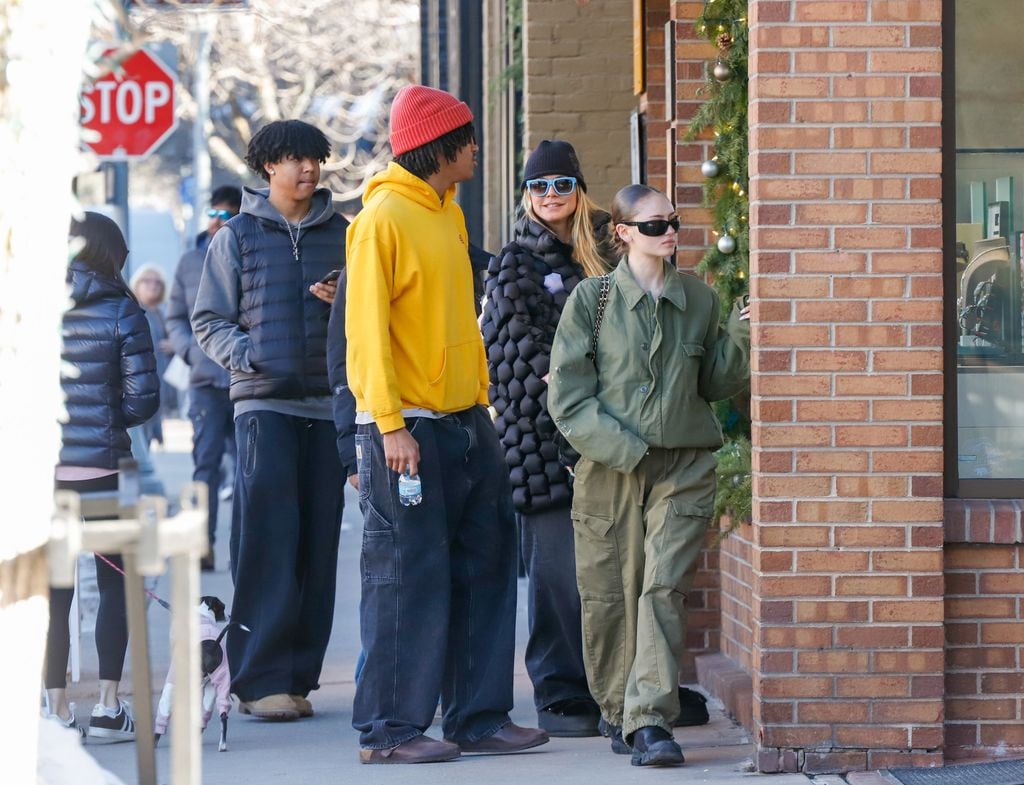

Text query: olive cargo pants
(570, 447), (716, 739)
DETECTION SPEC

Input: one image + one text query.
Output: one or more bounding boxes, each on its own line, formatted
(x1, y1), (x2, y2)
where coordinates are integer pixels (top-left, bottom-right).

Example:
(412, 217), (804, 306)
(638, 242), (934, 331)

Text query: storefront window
(953, 0), (1024, 490)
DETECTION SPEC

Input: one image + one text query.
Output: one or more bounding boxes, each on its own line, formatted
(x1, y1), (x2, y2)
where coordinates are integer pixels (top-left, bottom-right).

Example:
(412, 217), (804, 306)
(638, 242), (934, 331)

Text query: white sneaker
(87, 700), (135, 743)
(45, 702), (84, 739)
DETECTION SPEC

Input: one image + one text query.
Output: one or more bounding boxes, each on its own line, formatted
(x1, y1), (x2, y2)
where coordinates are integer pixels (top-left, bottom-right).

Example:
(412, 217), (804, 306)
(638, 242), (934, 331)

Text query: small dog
(154, 596), (245, 752)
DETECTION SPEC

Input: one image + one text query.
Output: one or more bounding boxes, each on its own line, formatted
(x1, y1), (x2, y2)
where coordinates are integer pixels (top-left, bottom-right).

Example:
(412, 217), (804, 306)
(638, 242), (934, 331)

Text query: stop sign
(81, 48), (178, 159)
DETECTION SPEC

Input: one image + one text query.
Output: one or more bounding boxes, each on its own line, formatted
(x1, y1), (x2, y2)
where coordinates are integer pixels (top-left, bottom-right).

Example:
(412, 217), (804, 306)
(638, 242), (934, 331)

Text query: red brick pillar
(748, 0), (945, 773)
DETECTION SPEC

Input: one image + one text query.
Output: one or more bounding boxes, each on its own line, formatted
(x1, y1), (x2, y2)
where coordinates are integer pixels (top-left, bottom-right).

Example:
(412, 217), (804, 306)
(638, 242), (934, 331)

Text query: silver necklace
(277, 205), (311, 261)
(283, 215), (304, 261)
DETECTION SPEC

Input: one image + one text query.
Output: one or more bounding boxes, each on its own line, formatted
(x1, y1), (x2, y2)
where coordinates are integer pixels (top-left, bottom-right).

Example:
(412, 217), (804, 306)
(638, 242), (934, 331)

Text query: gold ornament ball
(713, 60), (732, 82)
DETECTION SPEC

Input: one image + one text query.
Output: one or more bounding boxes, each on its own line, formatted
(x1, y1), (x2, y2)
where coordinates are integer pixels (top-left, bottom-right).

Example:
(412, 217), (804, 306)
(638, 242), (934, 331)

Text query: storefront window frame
(944, 0), (1024, 499)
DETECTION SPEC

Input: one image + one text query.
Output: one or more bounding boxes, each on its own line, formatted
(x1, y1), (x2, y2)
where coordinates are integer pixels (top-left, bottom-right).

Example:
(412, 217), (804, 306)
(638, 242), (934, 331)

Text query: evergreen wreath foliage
(684, 0), (751, 526)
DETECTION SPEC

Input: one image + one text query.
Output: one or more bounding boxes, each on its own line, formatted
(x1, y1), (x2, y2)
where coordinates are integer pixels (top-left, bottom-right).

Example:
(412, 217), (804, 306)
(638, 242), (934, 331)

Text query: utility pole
(187, 12), (216, 245)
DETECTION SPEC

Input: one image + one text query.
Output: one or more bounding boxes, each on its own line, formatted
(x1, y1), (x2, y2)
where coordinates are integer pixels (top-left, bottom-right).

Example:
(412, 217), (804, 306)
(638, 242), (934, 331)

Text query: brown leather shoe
(237, 694), (300, 721)
(359, 734), (460, 764)
(450, 723), (549, 754)
(290, 695), (313, 717)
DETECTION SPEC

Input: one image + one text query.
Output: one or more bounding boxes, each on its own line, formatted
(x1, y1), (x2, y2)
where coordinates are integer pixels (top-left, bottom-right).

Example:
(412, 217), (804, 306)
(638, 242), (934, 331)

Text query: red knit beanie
(389, 85), (474, 156)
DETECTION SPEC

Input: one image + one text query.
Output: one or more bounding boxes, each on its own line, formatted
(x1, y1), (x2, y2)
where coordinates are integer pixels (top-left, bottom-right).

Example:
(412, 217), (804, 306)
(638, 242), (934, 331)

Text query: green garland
(683, 0), (751, 525)
(683, 0), (749, 309)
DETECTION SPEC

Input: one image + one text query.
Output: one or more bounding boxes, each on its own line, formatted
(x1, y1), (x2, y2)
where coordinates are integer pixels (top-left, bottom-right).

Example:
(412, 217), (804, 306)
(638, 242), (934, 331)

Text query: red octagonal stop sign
(81, 48), (178, 160)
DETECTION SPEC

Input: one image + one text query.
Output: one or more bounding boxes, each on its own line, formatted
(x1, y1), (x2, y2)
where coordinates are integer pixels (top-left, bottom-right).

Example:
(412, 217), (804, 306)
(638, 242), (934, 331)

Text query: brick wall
(668, 0), (718, 271)
(748, 0), (945, 774)
(522, 0), (634, 209)
(944, 501), (1024, 760)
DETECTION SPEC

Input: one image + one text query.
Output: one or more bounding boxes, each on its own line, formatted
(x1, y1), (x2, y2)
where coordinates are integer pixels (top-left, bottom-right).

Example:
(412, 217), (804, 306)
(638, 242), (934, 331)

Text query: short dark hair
(245, 120), (331, 181)
(210, 185), (242, 211)
(394, 122), (475, 182)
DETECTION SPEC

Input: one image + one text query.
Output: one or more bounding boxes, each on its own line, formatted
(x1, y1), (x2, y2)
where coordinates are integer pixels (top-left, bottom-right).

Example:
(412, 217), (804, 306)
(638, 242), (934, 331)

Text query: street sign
(81, 48), (178, 160)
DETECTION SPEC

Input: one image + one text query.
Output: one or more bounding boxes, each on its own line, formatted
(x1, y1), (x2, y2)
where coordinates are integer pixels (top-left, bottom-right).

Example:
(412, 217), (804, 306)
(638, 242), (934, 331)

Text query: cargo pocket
(570, 511), (621, 602)
(242, 417), (258, 479)
(652, 497), (712, 594)
(360, 503), (398, 585)
(355, 433), (371, 503)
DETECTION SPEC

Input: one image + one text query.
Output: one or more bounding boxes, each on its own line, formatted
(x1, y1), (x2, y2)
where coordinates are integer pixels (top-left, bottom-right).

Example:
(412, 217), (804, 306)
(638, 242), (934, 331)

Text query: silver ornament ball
(713, 60), (732, 82)
(717, 234), (737, 254)
(701, 159), (720, 178)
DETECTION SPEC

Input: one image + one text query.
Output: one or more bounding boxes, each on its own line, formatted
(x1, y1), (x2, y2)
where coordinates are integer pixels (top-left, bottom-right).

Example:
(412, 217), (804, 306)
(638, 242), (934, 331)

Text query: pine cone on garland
(716, 32), (732, 50)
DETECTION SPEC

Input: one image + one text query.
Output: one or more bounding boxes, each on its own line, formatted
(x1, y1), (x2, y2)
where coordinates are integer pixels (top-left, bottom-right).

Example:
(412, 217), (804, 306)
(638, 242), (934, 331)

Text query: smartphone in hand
(319, 269), (341, 285)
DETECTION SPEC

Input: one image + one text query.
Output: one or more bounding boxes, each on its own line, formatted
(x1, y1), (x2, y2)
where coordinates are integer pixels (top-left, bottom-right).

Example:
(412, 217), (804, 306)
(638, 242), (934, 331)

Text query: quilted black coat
(481, 213), (615, 513)
(59, 218), (159, 470)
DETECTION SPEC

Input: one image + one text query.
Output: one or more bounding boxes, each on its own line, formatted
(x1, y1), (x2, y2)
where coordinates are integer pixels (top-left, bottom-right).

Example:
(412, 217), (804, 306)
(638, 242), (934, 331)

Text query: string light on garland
(684, 0), (748, 306)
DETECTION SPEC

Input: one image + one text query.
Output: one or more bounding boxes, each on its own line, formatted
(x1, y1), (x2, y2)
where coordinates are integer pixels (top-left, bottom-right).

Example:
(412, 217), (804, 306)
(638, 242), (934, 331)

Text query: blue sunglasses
(525, 177), (578, 197)
(207, 209), (234, 221)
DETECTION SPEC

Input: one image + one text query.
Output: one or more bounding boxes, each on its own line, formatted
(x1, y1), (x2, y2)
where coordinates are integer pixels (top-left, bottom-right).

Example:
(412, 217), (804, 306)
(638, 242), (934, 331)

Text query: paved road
(70, 420), (810, 785)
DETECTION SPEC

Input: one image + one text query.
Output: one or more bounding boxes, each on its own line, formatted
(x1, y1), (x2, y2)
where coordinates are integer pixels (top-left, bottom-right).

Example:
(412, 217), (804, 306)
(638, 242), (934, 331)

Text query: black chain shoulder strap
(585, 273), (612, 364)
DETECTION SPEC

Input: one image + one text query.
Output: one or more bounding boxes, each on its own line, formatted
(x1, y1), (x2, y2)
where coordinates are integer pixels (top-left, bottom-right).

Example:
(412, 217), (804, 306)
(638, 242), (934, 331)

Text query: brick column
(748, 0), (945, 773)
(522, 0), (634, 209)
(671, 0), (718, 271)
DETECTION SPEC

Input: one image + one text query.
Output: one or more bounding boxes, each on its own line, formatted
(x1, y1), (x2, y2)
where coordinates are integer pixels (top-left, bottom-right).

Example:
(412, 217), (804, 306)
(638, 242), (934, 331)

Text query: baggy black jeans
(227, 411), (344, 702)
(352, 405), (518, 749)
(520, 505), (595, 712)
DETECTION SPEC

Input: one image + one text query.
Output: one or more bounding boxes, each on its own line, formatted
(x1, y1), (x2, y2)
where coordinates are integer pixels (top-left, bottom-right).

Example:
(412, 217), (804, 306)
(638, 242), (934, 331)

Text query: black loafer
(538, 699), (601, 738)
(629, 726), (685, 767)
(674, 686), (709, 727)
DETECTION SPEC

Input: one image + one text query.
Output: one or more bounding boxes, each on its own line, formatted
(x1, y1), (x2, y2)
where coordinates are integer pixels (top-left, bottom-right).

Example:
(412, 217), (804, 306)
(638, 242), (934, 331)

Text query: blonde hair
(521, 188), (614, 278)
(609, 184), (665, 257)
(129, 263), (168, 304)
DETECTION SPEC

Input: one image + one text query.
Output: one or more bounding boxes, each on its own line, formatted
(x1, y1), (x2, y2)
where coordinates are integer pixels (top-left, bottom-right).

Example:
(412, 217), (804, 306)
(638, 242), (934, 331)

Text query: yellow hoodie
(345, 162), (489, 433)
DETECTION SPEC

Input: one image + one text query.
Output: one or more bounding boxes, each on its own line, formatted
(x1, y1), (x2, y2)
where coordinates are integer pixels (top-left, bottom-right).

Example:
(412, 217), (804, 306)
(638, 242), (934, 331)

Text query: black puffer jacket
(481, 213), (614, 513)
(60, 215), (160, 469)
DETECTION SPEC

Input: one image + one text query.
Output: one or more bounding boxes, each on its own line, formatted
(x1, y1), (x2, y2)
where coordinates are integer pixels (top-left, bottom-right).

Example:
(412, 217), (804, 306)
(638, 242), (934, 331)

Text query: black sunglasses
(525, 177), (578, 197)
(619, 216), (681, 236)
(207, 209), (234, 221)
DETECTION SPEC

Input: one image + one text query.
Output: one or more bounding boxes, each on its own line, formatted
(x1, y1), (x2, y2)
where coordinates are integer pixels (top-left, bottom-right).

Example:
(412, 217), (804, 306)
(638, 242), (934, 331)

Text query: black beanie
(522, 140), (587, 192)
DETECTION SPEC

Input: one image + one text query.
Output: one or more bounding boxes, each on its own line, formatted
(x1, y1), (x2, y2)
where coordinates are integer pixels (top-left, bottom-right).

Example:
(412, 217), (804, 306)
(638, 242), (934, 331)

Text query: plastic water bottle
(398, 470), (422, 506)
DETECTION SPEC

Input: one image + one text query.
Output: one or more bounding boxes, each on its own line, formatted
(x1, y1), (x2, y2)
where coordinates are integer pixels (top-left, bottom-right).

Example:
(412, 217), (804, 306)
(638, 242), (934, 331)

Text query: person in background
(548, 184), (750, 767)
(192, 120), (346, 722)
(345, 84), (548, 764)
(166, 185), (241, 571)
(130, 264), (175, 446)
(46, 211), (160, 741)
(480, 139), (615, 738)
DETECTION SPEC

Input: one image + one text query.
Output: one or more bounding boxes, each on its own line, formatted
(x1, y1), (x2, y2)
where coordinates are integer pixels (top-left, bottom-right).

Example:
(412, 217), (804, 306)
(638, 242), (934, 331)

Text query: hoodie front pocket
(428, 339), (480, 400)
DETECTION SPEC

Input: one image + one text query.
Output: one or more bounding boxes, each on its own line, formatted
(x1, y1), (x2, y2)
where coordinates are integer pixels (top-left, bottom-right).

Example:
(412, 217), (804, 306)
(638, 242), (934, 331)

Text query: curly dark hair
(245, 120), (331, 181)
(393, 122), (475, 181)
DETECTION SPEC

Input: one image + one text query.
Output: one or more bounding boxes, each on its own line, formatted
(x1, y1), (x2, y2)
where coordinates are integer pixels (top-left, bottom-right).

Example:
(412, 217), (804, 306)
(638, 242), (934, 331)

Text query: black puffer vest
(60, 263), (160, 469)
(482, 214), (612, 513)
(228, 212), (347, 402)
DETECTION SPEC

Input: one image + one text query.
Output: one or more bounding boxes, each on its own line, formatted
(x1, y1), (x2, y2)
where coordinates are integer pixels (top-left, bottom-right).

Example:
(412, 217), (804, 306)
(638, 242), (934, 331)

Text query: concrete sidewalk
(69, 419), (813, 784)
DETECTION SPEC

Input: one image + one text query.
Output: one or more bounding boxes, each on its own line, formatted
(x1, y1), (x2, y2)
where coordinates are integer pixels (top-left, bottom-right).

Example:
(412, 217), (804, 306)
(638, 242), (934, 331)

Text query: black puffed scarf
(481, 213), (612, 513)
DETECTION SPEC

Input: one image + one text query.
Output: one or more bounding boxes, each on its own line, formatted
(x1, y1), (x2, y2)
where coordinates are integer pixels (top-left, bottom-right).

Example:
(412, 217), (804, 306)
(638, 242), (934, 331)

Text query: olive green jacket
(548, 258), (750, 474)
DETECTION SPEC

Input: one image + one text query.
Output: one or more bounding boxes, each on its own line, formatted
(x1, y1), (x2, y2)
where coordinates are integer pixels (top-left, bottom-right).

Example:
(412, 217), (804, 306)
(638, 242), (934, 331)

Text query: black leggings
(45, 475), (129, 689)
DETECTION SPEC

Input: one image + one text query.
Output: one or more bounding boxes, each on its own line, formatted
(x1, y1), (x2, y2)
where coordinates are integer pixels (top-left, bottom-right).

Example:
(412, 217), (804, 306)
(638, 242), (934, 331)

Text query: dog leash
(93, 552), (172, 611)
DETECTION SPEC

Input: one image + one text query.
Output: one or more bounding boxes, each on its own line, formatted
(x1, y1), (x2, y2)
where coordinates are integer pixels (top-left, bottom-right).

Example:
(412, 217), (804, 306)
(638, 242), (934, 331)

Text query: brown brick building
(482, 0), (1023, 775)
